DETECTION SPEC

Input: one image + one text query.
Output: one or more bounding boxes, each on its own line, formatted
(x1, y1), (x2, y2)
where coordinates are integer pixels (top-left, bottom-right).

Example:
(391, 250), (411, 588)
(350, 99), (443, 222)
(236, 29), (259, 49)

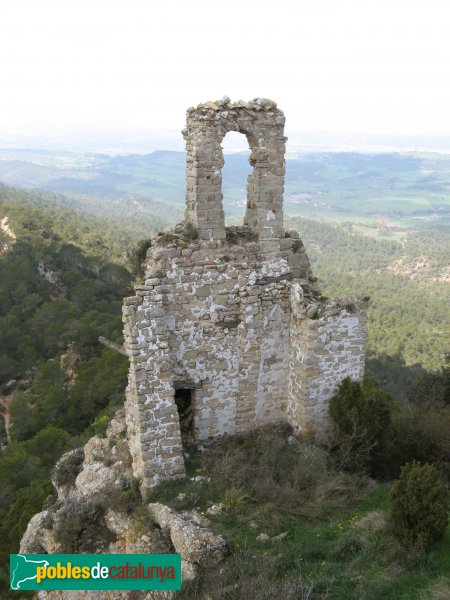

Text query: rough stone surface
(20, 411), (137, 554)
(20, 410), (224, 599)
(20, 510), (59, 554)
(123, 99), (368, 490)
(148, 502), (227, 568)
(183, 98), (286, 241)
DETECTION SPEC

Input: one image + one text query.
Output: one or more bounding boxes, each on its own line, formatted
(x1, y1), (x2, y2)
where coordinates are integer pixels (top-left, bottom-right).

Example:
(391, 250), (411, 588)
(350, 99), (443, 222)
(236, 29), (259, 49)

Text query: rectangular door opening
(174, 388), (194, 445)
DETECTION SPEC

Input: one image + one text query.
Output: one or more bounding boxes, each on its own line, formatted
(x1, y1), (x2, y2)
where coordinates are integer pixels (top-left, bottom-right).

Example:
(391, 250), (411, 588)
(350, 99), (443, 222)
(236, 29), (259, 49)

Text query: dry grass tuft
(198, 424), (364, 528)
(421, 578), (450, 600)
(354, 510), (388, 532)
(178, 548), (335, 600)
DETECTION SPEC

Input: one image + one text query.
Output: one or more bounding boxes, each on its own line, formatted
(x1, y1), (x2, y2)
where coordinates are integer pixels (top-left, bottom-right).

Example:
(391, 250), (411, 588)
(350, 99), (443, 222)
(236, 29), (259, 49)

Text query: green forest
(286, 216), (450, 393)
(0, 187), (133, 589)
(0, 180), (448, 597)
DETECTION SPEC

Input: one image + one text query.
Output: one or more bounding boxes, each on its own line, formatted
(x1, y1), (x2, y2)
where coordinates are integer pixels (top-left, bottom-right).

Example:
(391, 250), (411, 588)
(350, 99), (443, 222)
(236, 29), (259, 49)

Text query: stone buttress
(122, 98), (368, 490)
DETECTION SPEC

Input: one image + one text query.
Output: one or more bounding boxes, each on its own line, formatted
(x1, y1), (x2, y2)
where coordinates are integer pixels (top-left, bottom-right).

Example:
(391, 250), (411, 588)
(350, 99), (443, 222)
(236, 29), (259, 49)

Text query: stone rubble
(148, 502), (227, 576)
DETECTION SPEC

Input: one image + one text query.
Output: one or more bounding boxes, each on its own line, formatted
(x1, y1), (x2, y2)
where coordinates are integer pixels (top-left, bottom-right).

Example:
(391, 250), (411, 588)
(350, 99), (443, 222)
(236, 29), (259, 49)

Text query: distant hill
(2, 182), (448, 386)
(1, 148), (450, 234)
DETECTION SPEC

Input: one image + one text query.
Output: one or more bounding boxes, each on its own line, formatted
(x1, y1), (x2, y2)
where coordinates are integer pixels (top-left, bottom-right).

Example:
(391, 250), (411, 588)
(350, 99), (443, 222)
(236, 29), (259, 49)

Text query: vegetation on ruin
(145, 426), (449, 600)
(0, 173), (449, 597)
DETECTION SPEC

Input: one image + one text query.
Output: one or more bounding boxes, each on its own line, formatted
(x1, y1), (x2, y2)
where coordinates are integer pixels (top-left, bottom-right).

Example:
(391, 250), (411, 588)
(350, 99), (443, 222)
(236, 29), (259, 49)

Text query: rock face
(148, 503), (227, 572)
(123, 99), (369, 490)
(20, 410), (226, 599)
(20, 411), (137, 555)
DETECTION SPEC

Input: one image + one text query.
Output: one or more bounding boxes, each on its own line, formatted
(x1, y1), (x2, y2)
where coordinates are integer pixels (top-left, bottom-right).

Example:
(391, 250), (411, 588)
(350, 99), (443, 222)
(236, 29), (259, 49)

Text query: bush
(127, 238), (152, 278)
(183, 221), (198, 241)
(177, 547), (335, 600)
(196, 425), (361, 528)
(329, 376), (393, 473)
(390, 461), (448, 549)
(408, 364), (450, 409)
(52, 447), (84, 490)
(98, 477), (142, 514)
(53, 498), (116, 553)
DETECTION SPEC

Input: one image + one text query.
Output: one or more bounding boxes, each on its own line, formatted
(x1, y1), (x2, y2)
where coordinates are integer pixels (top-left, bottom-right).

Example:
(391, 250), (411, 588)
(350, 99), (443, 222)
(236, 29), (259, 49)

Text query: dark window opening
(174, 389), (194, 445)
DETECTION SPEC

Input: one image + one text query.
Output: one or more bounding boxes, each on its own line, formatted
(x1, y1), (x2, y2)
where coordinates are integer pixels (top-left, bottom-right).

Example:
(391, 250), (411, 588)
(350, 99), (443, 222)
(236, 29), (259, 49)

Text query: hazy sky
(1, 0), (450, 138)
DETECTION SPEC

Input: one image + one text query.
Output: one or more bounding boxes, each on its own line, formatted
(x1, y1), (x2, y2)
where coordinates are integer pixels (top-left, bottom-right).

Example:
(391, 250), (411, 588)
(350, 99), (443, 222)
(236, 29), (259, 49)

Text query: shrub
(183, 221), (198, 241)
(0, 480), (53, 553)
(52, 447), (84, 490)
(127, 238), (152, 278)
(99, 477), (142, 514)
(198, 424), (360, 528)
(90, 414), (110, 437)
(53, 498), (116, 553)
(390, 461), (448, 549)
(225, 226), (258, 245)
(408, 364), (450, 409)
(177, 547), (335, 600)
(329, 376), (393, 472)
(292, 239), (303, 253)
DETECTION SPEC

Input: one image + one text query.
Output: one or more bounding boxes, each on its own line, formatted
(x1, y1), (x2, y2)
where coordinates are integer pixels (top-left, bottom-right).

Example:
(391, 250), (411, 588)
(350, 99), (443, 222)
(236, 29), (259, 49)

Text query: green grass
(146, 428), (450, 599)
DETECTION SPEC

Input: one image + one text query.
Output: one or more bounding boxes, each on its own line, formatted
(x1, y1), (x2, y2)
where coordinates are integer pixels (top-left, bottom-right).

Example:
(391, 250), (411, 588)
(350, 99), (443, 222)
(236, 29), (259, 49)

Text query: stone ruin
(122, 98), (368, 490)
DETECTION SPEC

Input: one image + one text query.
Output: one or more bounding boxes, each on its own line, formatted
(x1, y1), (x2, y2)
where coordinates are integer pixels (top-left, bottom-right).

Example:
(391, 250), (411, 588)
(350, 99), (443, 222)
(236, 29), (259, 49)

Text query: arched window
(184, 103), (286, 241)
(221, 132), (252, 225)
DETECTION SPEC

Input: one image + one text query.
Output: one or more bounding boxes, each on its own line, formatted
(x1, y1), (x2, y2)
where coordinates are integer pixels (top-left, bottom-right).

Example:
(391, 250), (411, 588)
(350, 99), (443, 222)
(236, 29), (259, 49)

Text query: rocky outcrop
(0, 216), (16, 255)
(19, 409), (226, 598)
(20, 510), (59, 554)
(148, 503), (227, 578)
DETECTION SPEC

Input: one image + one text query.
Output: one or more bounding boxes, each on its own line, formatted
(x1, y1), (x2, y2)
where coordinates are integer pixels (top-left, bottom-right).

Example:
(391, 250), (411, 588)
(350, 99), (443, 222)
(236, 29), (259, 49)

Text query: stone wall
(123, 283), (186, 489)
(122, 99), (368, 491)
(288, 294), (368, 440)
(123, 230), (368, 489)
(183, 97), (286, 241)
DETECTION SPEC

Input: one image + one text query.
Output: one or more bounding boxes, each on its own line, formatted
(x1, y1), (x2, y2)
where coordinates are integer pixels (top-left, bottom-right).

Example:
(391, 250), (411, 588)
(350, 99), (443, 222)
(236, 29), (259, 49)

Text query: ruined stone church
(122, 98), (368, 490)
